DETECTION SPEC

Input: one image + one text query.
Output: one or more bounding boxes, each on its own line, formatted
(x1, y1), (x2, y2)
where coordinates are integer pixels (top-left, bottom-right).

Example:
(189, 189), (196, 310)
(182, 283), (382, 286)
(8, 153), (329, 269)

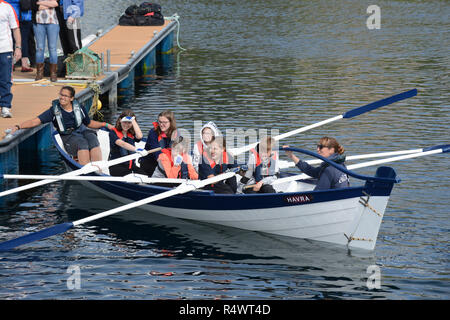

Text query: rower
(139, 110), (180, 176)
(284, 136), (350, 190)
(241, 136), (279, 193)
(199, 136), (238, 194)
(108, 110), (147, 176)
(192, 121), (222, 172)
(152, 136), (198, 180)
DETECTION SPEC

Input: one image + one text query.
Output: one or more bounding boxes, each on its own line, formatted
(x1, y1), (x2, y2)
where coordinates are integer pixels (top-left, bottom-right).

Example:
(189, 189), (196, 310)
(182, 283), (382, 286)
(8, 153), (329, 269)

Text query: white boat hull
(79, 178), (390, 251)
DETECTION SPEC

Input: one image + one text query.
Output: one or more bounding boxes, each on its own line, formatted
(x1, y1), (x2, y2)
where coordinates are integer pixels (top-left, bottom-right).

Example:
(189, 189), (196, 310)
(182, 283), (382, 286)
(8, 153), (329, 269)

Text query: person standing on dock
(0, 0), (22, 118)
(7, 0), (34, 72)
(31, 0), (59, 82)
(56, 0), (83, 56)
(7, 86), (113, 165)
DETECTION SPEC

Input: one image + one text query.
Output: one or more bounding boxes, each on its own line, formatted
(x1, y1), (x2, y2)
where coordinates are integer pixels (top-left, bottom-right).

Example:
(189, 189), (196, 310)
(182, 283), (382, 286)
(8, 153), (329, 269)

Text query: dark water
(0, 0), (449, 300)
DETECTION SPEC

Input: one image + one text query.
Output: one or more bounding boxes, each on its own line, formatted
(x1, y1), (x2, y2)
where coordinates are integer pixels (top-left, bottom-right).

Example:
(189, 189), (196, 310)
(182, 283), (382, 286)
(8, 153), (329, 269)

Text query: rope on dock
(87, 82), (103, 120)
(165, 14), (186, 51)
(13, 79), (89, 88)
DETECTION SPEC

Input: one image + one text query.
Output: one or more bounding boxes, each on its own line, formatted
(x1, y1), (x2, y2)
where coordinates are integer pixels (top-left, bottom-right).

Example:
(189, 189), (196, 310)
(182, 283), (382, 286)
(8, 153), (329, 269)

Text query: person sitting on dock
(199, 136), (238, 194)
(139, 110), (180, 176)
(151, 136), (198, 180)
(8, 85), (113, 165)
(108, 109), (147, 176)
(241, 136), (279, 194)
(192, 121), (222, 172)
(283, 137), (350, 190)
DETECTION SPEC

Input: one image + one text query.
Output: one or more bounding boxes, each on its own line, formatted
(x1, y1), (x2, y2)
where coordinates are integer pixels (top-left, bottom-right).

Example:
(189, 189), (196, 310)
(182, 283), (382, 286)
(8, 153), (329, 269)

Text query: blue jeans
(0, 52), (13, 109)
(33, 23), (60, 64)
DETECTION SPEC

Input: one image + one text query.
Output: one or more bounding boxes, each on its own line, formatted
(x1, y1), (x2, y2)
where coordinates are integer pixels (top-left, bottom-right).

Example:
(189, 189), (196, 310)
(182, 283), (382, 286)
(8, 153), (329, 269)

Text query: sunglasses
(317, 144), (330, 150)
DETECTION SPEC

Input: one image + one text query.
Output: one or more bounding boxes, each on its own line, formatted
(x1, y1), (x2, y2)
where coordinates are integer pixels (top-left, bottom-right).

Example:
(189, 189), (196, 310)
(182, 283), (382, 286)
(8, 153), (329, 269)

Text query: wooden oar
(273, 144), (449, 185)
(0, 170), (237, 251)
(0, 147), (161, 198)
(229, 89), (418, 156)
(278, 147), (424, 169)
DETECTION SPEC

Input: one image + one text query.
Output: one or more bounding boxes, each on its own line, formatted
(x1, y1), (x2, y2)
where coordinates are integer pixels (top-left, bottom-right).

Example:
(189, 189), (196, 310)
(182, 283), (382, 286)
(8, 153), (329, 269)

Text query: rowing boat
(51, 129), (400, 251)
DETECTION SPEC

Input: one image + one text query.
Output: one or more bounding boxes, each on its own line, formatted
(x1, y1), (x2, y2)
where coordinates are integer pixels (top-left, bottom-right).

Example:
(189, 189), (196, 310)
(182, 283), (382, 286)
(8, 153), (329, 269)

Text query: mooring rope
(165, 14), (187, 51)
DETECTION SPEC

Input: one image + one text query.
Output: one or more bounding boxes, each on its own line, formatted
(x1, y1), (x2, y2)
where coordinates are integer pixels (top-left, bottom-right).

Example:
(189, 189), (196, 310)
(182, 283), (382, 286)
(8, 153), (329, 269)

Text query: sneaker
(1, 107), (12, 118)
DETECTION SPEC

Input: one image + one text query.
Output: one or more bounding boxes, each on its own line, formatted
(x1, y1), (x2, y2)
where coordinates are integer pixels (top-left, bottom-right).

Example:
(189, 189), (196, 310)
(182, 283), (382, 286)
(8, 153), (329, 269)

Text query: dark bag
(119, 2), (164, 26)
(19, 0), (33, 11)
(134, 12), (164, 26)
(125, 5), (147, 16)
(118, 14), (136, 26)
(139, 2), (161, 14)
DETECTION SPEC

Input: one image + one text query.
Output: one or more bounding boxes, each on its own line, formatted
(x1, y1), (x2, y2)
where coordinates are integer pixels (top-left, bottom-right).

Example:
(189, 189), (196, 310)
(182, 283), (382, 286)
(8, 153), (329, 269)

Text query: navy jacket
(296, 153), (350, 190)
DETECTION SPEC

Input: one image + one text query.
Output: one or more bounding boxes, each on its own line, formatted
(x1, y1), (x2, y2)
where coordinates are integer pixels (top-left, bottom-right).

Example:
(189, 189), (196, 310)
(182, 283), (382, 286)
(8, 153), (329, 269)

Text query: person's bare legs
(89, 146), (102, 162)
(77, 150), (90, 165)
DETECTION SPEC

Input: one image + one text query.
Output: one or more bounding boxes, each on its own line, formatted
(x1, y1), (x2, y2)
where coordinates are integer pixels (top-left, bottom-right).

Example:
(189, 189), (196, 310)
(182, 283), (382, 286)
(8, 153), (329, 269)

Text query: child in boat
(242, 136), (279, 194)
(283, 136), (350, 190)
(108, 109), (147, 176)
(198, 136), (238, 194)
(140, 110), (180, 176)
(192, 121), (222, 171)
(152, 136), (198, 180)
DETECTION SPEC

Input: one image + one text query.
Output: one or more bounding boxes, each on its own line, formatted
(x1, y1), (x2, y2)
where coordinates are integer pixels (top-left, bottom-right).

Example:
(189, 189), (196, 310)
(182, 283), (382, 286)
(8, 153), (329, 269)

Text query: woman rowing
(139, 110), (179, 176)
(108, 110), (147, 176)
(7, 86), (111, 165)
(284, 136), (350, 190)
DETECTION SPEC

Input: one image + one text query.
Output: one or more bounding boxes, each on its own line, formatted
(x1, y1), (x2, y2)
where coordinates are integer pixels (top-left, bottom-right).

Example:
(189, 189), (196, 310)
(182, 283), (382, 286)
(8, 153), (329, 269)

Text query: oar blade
(423, 144), (450, 153)
(342, 89), (417, 119)
(0, 222), (74, 251)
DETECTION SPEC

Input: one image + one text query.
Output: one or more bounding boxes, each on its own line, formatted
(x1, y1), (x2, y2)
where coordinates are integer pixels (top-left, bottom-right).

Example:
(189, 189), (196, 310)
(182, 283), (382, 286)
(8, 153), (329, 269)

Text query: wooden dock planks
(1, 22), (171, 141)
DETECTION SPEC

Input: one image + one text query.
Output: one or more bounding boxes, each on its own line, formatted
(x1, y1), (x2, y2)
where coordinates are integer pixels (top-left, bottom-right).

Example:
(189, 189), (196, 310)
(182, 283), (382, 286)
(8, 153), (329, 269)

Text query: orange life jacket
(158, 148), (194, 179)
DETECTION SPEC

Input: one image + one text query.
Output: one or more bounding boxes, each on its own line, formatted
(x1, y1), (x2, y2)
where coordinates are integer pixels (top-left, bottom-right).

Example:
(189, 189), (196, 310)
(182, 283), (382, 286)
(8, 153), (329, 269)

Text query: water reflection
(0, 0), (448, 300)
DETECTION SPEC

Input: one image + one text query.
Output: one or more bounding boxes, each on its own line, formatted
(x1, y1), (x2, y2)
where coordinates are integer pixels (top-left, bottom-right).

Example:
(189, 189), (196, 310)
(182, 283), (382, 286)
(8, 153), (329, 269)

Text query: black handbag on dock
(119, 2), (164, 26)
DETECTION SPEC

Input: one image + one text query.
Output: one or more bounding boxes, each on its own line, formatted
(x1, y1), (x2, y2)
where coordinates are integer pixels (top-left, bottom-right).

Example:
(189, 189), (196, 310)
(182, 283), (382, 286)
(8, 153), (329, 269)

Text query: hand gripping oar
(229, 89), (418, 156)
(0, 170), (237, 251)
(274, 144), (450, 185)
(0, 147), (161, 198)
